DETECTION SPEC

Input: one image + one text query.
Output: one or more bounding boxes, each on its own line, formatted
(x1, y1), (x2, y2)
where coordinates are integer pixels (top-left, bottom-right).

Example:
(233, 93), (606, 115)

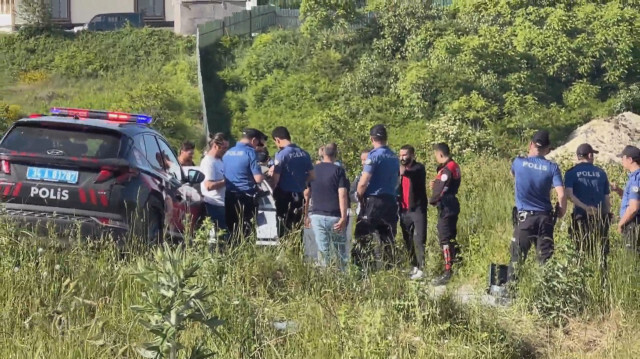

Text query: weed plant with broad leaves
(131, 243), (223, 359)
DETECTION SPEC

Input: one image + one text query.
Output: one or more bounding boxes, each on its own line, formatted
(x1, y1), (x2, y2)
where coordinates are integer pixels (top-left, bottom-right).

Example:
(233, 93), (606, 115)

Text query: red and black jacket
(397, 161), (428, 212)
(428, 159), (461, 205)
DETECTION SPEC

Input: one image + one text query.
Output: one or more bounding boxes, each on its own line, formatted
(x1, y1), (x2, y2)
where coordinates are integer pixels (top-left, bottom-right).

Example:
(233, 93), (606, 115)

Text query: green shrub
(612, 83), (640, 114)
(0, 103), (23, 133)
(1, 28), (202, 150)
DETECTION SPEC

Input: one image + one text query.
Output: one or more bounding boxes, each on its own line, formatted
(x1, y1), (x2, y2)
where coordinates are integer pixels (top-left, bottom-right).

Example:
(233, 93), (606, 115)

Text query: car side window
(134, 135), (146, 157)
(143, 134), (165, 173)
(156, 138), (183, 181)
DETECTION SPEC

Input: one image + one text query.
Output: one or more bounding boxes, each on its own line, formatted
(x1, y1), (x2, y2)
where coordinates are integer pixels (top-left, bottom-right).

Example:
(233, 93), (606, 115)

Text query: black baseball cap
(370, 124), (388, 140)
(242, 128), (267, 142)
(531, 130), (551, 148)
(576, 143), (599, 157)
(618, 145), (640, 160)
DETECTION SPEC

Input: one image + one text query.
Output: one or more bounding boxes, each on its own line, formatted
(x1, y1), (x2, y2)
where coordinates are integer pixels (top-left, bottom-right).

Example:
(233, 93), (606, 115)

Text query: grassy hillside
(0, 27), (204, 151)
(1, 157), (640, 358)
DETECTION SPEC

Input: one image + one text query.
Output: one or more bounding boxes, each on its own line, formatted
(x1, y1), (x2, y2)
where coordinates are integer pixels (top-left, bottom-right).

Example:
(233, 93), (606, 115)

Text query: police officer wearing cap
(353, 124), (399, 269)
(223, 128), (267, 242)
(269, 126), (314, 237)
(509, 130), (567, 278)
(611, 145), (640, 252)
(564, 143), (611, 266)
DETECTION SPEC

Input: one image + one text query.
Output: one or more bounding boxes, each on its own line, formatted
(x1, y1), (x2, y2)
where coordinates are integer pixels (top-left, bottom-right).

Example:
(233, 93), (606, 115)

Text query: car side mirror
(187, 169), (205, 184)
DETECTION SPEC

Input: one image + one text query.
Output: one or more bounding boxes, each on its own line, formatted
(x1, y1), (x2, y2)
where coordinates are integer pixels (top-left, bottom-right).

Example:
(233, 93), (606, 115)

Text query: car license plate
(27, 167), (78, 184)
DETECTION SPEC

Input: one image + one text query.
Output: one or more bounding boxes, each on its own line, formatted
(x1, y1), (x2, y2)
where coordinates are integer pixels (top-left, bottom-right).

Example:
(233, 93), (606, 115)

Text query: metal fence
(198, 6), (300, 48)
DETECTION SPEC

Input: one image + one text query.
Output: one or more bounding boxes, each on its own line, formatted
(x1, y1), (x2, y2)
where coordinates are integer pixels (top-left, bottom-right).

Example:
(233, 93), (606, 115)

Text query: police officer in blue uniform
(611, 145), (640, 253)
(353, 124), (400, 269)
(509, 130), (567, 278)
(564, 143), (611, 265)
(223, 128), (267, 243)
(269, 126), (314, 237)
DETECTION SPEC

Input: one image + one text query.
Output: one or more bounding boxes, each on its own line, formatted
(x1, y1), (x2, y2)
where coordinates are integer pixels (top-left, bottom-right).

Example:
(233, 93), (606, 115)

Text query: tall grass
(1, 157), (640, 358)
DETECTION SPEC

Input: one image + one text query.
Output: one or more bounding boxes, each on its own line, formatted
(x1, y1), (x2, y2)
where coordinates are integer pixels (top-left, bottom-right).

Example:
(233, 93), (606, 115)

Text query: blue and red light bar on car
(49, 107), (153, 124)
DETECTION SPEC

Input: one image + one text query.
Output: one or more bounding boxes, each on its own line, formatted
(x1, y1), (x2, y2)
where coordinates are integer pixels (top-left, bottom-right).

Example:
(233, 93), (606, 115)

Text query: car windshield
(0, 125), (122, 158)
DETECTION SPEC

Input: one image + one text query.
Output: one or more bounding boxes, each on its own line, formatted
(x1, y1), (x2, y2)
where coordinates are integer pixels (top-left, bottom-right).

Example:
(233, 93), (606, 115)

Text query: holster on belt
(552, 202), (560, 225)
(511, 206), (518, 227)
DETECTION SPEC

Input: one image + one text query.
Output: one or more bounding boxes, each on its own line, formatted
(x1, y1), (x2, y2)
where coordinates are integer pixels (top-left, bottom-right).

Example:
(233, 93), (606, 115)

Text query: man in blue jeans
(305, 143), (350, 270)
(199, 133), (229, 237)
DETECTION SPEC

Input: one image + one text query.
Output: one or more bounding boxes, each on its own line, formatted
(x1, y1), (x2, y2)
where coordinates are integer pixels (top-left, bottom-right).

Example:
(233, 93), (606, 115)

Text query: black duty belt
(518, 210), (552, 216)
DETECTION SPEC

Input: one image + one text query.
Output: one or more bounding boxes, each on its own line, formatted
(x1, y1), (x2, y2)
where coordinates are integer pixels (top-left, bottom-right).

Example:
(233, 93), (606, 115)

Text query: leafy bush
(18, 70), (49, 84)
(299, 0), (358, 35)
(612, 83), (640, 114)
(0, 104), (23, 133)
(215, 0), (640, 156)
(1, 27), (195, 78)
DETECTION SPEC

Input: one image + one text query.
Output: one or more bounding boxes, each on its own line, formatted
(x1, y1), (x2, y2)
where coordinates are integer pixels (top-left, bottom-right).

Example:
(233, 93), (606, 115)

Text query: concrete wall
(175, 0), (256, 35)
(0, 13), (11, 32)
(12, 0), (175, 26)
(71, 0), (174, 24)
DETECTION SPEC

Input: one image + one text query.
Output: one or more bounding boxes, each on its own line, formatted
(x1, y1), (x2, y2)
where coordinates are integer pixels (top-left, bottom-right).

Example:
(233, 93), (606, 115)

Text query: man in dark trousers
(223, 128), (267, 243)
(398, 145), (428, 280)
(354, 124), (399, 270)
(429, 143), (461, 285)
(564, 143), (611, 267)
(611, 145), (640, 253)
(269, 126), (314, 238)
(509, 130), (566, 280)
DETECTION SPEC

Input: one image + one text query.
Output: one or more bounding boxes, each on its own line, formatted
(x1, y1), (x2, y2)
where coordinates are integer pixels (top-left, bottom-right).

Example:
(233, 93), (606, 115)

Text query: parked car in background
(71, 13), (144, 33)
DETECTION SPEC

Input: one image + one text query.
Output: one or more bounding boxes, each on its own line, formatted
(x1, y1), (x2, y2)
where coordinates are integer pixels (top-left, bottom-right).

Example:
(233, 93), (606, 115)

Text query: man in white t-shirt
(200, 133), (229, 233)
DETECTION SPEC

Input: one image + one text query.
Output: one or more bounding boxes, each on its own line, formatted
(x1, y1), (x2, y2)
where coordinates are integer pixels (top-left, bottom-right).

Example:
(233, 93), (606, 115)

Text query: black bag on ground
(487, 263), (509, 294)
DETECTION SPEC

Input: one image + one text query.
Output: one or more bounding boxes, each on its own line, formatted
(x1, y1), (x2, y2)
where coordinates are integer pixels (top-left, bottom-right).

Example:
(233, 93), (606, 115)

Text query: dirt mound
(547, 112), (640, 163)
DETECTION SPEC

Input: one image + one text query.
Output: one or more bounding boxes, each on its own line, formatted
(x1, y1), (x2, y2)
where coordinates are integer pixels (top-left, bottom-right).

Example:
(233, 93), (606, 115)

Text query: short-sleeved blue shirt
(363, 146), (399, 196)
(512, 156), (563, 212)
(273, 144), (313, 193)
(620, 169), (640, 219)
(222, 142), (262, 194)
(564, 162), (610, 217)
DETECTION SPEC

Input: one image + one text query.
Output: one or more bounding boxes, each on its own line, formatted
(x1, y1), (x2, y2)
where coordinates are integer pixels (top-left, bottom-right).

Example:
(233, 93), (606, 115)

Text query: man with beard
(398, 145), (428, 280)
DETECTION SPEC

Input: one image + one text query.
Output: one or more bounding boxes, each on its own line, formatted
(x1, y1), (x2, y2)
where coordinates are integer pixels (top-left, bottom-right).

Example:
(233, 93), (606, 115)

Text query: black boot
(432, 270), (452, 286)
(432, 245), (453, 286)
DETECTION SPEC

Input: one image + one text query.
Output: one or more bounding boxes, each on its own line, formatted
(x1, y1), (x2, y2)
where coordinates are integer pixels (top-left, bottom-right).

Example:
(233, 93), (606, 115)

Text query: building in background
(175, 0), (257, 35)
(0, 0), (257, 33)
(0, 0), (15, 31)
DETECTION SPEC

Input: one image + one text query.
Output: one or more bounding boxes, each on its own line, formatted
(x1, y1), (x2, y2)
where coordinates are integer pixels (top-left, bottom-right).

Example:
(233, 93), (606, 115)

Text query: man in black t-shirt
(304, 143), (350, 270)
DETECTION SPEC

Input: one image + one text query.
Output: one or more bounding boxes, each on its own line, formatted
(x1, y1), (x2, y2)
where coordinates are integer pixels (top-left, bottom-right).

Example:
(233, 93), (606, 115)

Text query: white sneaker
(408, 267), (418, 276)
(410, 270), (424, 280)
